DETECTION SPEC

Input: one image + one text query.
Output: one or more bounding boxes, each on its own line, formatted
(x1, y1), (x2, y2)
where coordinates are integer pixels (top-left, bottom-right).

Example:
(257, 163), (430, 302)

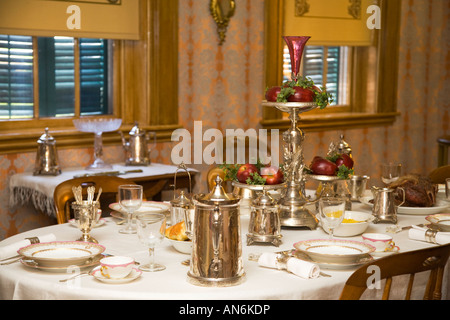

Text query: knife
(73, 169), (143, 178)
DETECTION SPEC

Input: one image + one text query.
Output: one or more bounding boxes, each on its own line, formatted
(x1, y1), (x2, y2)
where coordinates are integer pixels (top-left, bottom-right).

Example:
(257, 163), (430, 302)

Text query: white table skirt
(9, 163), (195, 217)
(1, 201), (448, 300)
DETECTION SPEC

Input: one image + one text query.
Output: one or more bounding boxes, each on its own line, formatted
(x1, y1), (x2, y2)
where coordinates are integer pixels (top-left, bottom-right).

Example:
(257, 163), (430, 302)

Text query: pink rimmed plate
(18, 241), (105, 268)
(293, 239), (375, 265)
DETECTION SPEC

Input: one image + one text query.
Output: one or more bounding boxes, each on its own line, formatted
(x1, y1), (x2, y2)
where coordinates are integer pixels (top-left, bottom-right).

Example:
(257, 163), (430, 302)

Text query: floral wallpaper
(0, 0), (448, 240)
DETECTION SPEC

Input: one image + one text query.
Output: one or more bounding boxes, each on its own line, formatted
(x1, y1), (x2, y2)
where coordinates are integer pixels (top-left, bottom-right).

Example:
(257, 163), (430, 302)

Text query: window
(0, 0), (180, 155)
(0, 35), (110, 120)
(282, 45), (350, 106)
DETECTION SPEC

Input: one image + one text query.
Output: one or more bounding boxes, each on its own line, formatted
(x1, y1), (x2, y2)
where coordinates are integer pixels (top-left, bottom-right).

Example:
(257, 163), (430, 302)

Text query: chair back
(53, 176), (137, 224)
(429, 164), (450, 184)
(340, 243), (450, 300)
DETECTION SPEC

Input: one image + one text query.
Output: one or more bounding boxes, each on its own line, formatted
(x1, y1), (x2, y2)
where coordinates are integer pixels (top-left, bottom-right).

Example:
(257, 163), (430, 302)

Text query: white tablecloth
(9, 163), (195, 217)
(1, 201), (448, 300)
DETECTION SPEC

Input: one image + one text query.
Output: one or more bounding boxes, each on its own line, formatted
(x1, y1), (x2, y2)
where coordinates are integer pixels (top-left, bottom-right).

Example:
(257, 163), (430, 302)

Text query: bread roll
(165, 221), (189, 241)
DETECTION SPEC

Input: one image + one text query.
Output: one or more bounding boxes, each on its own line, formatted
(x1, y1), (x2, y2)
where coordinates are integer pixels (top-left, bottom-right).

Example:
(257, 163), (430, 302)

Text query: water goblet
(319, 197), (346, 239)
(381, 163), (402, 185)
(136, 212), (166, 272)
(118, 184), (143, 234)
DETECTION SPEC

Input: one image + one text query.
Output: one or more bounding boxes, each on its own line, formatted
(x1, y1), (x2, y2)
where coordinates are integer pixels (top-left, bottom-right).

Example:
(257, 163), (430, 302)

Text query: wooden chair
(429, 164), (450, 184)
(437, 135), (450, 167)
(53, 176), (137, 224)
(339, 243), (450, 300)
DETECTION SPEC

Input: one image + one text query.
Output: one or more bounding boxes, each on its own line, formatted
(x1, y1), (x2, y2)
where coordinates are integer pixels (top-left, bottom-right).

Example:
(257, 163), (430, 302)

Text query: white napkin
(257, 252), (320, 279)
(0, 233), (56, 260)
(408, 226), (450, 245)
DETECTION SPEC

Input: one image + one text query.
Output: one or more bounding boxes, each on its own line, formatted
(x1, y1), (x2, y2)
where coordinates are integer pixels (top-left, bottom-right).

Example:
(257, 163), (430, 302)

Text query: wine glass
(118, 184), (143, 234)
(319, 197), (346, 239)
(136, 212), (166, 272)
(381, 163), (402, 185)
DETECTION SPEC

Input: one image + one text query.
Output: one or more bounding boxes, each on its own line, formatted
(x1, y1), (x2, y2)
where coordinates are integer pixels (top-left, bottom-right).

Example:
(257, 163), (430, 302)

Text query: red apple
(265, 86), (282, 102)
(260, 166), (284, 185)
(287, 87), (315, 102)
(335, 154), (354, 169)
(236, 164), (258, 183)
(310, 156), (338, 176)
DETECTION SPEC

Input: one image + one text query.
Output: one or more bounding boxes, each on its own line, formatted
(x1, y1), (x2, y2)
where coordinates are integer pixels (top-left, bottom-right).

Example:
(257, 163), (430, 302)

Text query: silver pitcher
(188, 175), (244, 287)
(170, 163), (193, 227)
(371, 186), (405, 224)
(120, 122), (156, 166)
(247, 190), (282, 247)
(33, 128), (61, 176)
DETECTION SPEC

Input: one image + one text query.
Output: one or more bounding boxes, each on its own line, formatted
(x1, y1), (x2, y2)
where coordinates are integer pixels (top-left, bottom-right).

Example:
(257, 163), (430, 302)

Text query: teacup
(100, 256), (135, 279)
(362, 233), (399, 252)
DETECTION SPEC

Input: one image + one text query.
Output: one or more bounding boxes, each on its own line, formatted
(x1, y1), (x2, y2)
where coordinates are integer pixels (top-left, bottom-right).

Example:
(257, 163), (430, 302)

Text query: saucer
(91, 266), (142, 284)
(370, 246), (400, 258)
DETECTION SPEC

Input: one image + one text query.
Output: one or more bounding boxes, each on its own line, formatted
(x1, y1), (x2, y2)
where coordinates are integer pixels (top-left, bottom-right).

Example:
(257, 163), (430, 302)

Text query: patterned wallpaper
(0, 0), (448, 240)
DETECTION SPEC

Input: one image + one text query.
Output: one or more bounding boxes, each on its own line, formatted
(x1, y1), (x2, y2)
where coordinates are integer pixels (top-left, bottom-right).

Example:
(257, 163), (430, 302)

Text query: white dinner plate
(294, 250), (374, 270)
(109, 201), (170, 214)
(360, 196), (450, 215)
(19, 254), (103, 272)
(293, 239), (375, 265)
(18, 241), (105, 267)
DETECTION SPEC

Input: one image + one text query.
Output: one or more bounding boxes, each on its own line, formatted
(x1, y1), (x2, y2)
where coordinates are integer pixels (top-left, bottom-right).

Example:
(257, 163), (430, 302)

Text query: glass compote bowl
(73, 118), (122, 170)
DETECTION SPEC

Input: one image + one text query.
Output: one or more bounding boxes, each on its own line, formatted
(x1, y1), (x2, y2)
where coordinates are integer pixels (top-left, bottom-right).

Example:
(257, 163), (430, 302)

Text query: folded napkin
(257, 252), (320, 279)
(408, 226), (450, 245)
(0, 233), (56, 260)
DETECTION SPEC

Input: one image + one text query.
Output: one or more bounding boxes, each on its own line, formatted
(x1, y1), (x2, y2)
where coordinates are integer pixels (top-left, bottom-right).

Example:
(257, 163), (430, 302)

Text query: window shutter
(79, 38), (108, 115)
(0, 35), (34, 119)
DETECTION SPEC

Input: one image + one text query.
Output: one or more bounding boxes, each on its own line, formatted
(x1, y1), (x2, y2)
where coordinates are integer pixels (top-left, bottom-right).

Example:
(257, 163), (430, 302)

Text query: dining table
(0, 197), (449, 301)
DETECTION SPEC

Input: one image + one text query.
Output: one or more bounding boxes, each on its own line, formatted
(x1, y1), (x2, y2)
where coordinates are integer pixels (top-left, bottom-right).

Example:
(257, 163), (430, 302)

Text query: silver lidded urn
(188, 175), (245, 287)
(33, 127), (61, 176)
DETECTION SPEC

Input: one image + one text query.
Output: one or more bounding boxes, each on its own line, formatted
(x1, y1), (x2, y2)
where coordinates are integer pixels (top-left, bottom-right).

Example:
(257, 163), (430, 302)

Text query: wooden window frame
(0, 0), (180, 154)
(261, 0), (401, 132)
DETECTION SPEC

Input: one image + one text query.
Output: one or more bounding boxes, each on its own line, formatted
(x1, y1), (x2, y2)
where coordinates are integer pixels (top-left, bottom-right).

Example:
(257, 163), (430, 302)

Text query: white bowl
(321, 211), (374, 237)
(168, 239), (192, 254)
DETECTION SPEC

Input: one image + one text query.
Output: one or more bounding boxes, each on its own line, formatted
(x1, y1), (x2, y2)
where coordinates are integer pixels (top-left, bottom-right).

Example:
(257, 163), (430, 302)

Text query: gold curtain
(0, 0), (140, 40)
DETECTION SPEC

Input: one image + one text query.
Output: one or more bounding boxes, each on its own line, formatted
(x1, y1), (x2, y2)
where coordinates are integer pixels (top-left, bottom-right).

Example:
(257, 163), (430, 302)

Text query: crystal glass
(71, 200), (100, 243)
(136, 212), (166, 272)
(381, 163), (402, 185)
(118, 184), (143, 234)
(319, 197), (346, 239)
(73, 118), (122, 170)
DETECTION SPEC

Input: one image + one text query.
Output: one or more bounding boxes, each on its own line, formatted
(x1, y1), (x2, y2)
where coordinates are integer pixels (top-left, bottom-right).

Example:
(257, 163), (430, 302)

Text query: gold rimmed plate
(109, 201), (170, 214)
(18, 241), (105, 268)
(360, 196), (450, 215)
(294, 250), (373, 270)
(20, 254), (103, 273)
(293, 239), (375, 265)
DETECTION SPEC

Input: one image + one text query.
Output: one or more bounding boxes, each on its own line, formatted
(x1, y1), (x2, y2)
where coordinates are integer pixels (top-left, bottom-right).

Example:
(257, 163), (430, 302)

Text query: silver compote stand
(261, 100), (321, 229)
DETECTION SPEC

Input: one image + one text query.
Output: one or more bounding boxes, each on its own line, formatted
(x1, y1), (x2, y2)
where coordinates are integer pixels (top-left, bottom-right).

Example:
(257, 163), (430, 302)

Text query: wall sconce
(210, 0), (236, 45)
